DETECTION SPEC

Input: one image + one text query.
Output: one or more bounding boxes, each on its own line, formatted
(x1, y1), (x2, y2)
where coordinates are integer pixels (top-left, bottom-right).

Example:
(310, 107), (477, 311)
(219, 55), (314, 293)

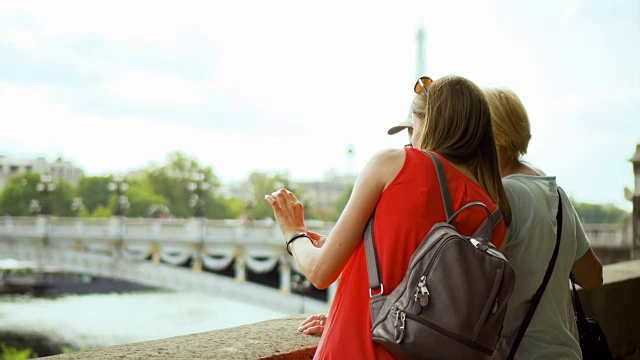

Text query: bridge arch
(0, 215), (336, 314)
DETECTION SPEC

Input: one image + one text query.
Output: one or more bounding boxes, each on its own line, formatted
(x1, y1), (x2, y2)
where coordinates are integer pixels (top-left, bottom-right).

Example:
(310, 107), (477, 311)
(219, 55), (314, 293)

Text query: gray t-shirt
(493, 174), (590, 359)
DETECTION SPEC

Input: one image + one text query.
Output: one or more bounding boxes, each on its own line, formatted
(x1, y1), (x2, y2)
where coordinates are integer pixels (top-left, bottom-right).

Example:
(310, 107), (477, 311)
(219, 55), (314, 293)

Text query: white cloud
(100, 70), (212, 106)
(562, 0), (583, 25)
(0, 0), (638, 210)
(0, 27), (41, 55)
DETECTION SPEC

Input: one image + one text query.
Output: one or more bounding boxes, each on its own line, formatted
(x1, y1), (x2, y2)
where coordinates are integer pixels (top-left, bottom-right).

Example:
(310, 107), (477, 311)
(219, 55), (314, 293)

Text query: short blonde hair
(483, 89), (531, 162)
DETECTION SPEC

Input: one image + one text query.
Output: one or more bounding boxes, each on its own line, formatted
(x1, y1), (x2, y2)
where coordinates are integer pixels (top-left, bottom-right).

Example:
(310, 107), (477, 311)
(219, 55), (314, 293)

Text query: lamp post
(241, 199), (256, 225)
(28, 199), (41, 214)
(36, 174), (55, 215)
(108, 176), (129, 217)
(291, 273), (312, 294)
(71, 197), (84, 214)
(71, 197), (85, 234)
(188, 172), (210, 218)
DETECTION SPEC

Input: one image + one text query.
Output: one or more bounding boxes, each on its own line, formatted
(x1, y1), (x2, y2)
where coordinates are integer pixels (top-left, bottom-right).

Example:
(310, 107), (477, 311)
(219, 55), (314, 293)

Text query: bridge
(0, 215), (337, 314)
(0, 215), (634, 314)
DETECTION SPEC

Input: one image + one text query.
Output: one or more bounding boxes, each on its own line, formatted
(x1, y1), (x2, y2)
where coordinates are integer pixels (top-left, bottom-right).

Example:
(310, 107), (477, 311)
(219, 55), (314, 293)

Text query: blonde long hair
(483, 88), (532, 170)
(413, 75), (512, 225)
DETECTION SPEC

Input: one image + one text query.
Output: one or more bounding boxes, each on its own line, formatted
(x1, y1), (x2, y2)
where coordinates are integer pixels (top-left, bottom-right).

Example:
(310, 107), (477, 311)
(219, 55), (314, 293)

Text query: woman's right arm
(560, 187), (604, 289)
(266, 149), (405, 290)
(572, 247), (603, 289)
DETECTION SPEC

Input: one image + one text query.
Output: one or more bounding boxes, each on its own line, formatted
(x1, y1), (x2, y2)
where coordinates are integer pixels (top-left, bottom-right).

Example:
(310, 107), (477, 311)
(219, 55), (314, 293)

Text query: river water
(0, 291), (289, 353)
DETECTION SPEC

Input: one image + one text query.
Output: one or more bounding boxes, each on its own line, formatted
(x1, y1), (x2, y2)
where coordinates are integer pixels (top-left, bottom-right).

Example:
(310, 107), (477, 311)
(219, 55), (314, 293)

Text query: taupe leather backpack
(365, 151), (515, 359)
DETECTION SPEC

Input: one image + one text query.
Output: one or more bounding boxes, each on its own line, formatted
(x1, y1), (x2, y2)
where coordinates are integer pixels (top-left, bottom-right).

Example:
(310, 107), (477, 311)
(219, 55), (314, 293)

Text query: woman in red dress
(265, 75), (511, 359)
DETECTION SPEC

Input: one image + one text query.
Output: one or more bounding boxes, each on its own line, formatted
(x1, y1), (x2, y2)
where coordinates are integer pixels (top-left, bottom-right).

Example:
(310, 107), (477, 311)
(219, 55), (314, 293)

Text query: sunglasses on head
(414, 76), (433, 96)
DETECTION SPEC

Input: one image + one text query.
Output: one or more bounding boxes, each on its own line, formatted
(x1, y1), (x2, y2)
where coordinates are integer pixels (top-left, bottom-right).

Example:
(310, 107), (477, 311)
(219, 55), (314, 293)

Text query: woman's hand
(298, 313), (327, 335)
(264, 188), (307, 239)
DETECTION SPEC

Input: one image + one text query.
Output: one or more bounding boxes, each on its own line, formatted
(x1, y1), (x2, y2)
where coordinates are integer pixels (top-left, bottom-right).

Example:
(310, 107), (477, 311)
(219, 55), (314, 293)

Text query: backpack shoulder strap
(424, 151), (500, 238)
(507, 191), (563, 359)
(473, 208), (503, 245)
(364, 150), (480, 296)
(422, 151), (455, 222)
(364, 213), (383, 295)
(364, 151), (456, 296)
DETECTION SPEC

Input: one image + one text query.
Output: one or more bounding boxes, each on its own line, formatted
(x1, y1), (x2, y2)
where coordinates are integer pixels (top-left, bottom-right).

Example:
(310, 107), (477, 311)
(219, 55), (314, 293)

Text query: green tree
(245, 171), (295, 220)
(146, 152), (221, 218)
(119, 178), (170, 218)
(90, 205), (112, 218)
(204, 194), (242, 219)
(49, 180), (76, 217)
(574, 202), (629, 224)
(77, 176), (112, 213)
(0, 173), (43, 216)
(0, 174), (77, 217)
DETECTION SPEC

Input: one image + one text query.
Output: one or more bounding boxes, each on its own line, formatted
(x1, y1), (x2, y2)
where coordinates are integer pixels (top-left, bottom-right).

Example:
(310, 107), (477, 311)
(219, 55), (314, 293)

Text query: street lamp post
(188, 172), (210, 218)
(71, 197), (85, 234)
(108, 176), (130, 217)
(291, 273), (312, 294)
(108, 177), (129, 252)
(28, 199), (41, 214)
(36, 174), (55, 216)
(71, 197), (84, 213)
(241, 199), (256, 225)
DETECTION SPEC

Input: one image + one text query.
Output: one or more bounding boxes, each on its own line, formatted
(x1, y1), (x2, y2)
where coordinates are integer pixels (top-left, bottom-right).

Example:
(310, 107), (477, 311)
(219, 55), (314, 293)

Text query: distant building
(0, 156), (84, 190)
(291, 172), (357, 215)
(218, 180), (253, 201)
(218, 171), (356, 217)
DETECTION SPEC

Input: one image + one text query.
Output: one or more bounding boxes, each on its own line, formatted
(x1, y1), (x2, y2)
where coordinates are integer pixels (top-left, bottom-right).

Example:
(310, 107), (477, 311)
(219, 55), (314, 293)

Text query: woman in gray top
(484, 88), (603, 359)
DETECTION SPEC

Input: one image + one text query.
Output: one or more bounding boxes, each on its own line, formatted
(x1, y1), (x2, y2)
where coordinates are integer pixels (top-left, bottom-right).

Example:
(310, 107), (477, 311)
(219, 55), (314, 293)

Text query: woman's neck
(501, 159), (542, 177)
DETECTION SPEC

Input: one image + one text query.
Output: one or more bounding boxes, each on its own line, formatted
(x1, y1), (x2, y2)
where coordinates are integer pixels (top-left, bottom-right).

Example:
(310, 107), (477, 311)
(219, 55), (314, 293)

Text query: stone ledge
(578, 259), (640, 359)
(42, 260), (640, 359)
(43, 314), (319, 360)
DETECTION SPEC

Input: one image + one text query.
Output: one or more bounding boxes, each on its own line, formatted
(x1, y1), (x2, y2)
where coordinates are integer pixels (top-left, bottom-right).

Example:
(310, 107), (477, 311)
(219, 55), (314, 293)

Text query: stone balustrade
(1, 215), (631, 249)
(0, 216), (337, 312)
(0, 216), (335, 245)
(41, 260), (640, 360)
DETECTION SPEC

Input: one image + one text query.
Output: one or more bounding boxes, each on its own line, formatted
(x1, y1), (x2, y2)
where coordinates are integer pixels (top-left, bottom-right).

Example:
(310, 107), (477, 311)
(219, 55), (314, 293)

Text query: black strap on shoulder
(424, 151), (501, 243)
(423, 151), (455, 222)
(363, 150), (501, 295)
(507, 191), (564, 360)
(474, 208), (503, 245)
(364, 214), (382, 293)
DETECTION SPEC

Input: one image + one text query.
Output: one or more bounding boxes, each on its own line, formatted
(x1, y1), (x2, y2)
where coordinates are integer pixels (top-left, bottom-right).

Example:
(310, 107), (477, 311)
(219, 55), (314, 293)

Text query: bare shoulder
(371, 148), (406, 163)
(363, 148), (406, 187)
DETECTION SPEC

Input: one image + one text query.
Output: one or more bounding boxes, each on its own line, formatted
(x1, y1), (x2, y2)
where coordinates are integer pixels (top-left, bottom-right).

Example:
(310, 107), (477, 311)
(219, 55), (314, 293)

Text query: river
(0, 291), (289, 355)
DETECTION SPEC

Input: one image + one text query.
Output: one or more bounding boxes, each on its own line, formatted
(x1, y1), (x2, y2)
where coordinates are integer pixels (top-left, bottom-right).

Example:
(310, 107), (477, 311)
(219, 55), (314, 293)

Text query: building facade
(0, 156), (84, 190)
(291, 173), (356, 217)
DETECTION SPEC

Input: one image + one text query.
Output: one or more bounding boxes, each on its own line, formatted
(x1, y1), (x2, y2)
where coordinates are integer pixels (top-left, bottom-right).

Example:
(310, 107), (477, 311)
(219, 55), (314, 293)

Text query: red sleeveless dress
(314, 147), (507, 359)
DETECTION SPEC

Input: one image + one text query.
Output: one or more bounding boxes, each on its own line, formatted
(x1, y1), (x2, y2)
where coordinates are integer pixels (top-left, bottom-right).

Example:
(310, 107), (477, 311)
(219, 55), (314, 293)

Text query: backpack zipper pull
(416, 275), (430, 307)
(395, 311), (406, 344)
(419, 275), (430, 296)
(393, 306), (399, 327)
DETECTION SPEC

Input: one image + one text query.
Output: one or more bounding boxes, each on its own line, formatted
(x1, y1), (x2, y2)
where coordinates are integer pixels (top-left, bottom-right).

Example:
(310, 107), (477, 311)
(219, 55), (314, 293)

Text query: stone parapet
(43, 261), (640, 359)
(44, 314), (319, 360)
(577, 259), (640, 359)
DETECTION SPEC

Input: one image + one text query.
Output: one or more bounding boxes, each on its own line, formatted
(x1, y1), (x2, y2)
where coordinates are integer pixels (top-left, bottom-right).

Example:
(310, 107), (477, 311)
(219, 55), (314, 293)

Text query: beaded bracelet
(286, 232), (312, 255)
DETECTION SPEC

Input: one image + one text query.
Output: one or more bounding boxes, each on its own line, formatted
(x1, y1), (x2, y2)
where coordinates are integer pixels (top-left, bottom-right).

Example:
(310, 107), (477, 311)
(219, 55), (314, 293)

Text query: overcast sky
(0, 0), (638, 209)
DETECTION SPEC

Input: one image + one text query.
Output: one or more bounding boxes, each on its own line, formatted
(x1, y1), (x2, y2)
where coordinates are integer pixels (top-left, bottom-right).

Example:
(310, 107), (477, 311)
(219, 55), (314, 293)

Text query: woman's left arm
(265, 149), (404, 289)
